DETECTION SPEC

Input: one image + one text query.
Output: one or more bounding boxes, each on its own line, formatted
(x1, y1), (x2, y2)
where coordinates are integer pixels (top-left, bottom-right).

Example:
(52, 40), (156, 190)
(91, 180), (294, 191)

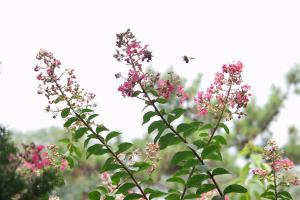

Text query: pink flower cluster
(22, 145), (50, 172)
(114, 29), (189, 104)
(20, 143), (68, 173)
(194, 61), (251, 119)
(252, 140), (299, 186)
(35, 49), (96, 118)
(252, 168), (269, 178)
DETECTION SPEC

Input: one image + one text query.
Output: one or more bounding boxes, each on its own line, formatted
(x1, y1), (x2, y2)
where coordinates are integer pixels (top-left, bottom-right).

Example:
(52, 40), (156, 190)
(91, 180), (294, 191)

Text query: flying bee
(182, 55), (195, 63)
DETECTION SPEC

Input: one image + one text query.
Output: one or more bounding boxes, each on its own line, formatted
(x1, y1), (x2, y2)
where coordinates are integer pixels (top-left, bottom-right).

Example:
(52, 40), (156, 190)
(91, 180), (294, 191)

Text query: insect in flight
(182, 55), (195, 63)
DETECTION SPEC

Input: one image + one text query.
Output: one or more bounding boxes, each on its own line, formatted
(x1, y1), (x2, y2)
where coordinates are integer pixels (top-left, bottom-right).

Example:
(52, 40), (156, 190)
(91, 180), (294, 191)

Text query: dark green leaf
(156, 98), (168, 104)
(165, 193), (180, 200)
(187, 174), (209, 187)
(123, 193), (143, 200)
(116, 182), (136, 194)
(201, 144), (222, 161)
(148, 120), (166, 134)
(88, 191), (101, 200)
(223, 184), (248, 194)
(212, 168), (231, 176)
(213, 135), (227, 145)
(166, 177), (185, 185)
(199, 123), (212, 131)
(74, 127), (88, 139)
(61, 108), (70, 118)
(278, 191), (293, 199)
(167, 108), (186, 123)
(64, 117), (78, 128)
(86, 144), (108, 159)
(96, 124), (109, 133)
(219, 123), (230, 134)
(80, 108), (94, 113)
(111, 171), (128, 185)
(117, 142), (133, 154)
(106, 131), (121, 142)
(171, 151), (194, 165)
(87, 114), (99, 122)
(131, 162), (151, 172)
(143, 111), (156, 125)
(84, 137), (92, 149)
(100, 157), (122, 172)
(196, 184), (216, 194)
(159, 133), (180, 149)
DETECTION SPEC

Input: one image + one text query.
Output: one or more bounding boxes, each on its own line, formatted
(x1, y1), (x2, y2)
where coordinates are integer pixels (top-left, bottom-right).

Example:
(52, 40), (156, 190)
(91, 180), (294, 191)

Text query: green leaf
(278, 191), (293, 199)
(131, 162), (151, 172)
(177, 122), (202, 138)
(74, 127), (88, 139)
(80, 108), (94, 113)
(58, 138), (70, 144)
(96, 124), (109, 133)
(187, 174), (209, 187)
(116, 182), (136, 194)
(165, 193), (180, 200)
(111, 171), (128, 185)
(193, 140), (206, 149)
(64, 117), (78, 128)
(123, 193), (143, 200)
(213, 135), (227, 145)
(199, 123), (212, 131)
(167, 108), (185, 123)
(196, 184), (216, 194)
(156, 98), (168, 104)
(84, 137), (92, 149)
(61, 108), (70, 118)
(117, 142), (133, 154)
(201, 144), (222, 161)
(144, 188), (167, 199)
(100, 157), (122, 172)
(223, 184), (248, 194)
(87, 113), (99, 122)
(219, 123), (230, 134)
(88, 191), (101, 200)
(142, 111), (156, 125)
(148, 120), (165, 134)
(166, 177), (185, 186)
(171, 151), (194, 165)
(159, 133), (180, 149)
(212, 168), (231, 176)
(86, 144), (109, 159)
(106, 131), (121, 142)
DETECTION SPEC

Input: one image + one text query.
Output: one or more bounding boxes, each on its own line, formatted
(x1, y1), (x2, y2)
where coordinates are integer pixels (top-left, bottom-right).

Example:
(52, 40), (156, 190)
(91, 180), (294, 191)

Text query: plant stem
(273, 169), (278, 200)
(180, 166), (195, 200)
(55, 81), (148, 200)
(207, 84), (232, 144)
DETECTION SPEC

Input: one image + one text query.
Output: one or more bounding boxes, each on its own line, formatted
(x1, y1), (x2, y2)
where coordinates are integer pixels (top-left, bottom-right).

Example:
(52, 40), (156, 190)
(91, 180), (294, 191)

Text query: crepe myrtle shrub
(252, 140), (299, 200)
(33, 29), (285, 200)
(0, 126), (65, 200)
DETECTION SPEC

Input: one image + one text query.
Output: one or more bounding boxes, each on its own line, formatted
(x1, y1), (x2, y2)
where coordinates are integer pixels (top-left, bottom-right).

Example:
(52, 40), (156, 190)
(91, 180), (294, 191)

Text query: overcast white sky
(0, 0), (299, 144)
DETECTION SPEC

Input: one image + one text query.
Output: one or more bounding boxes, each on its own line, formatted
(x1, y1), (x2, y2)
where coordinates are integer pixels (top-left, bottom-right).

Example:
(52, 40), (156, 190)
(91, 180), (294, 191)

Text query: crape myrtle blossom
(252, 140), (299, 186)
(194, 61), (251, 119)
(35, 49), (96, 118)
(113, 29), (189, 104)
(19, 143), (68, 173)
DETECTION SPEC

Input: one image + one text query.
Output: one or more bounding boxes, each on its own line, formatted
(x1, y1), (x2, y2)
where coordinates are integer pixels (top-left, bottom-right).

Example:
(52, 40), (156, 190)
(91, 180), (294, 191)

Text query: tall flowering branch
(35, 49), (148, 200)
(252, 140), (299, 199)
(113, 29), (227, 197)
